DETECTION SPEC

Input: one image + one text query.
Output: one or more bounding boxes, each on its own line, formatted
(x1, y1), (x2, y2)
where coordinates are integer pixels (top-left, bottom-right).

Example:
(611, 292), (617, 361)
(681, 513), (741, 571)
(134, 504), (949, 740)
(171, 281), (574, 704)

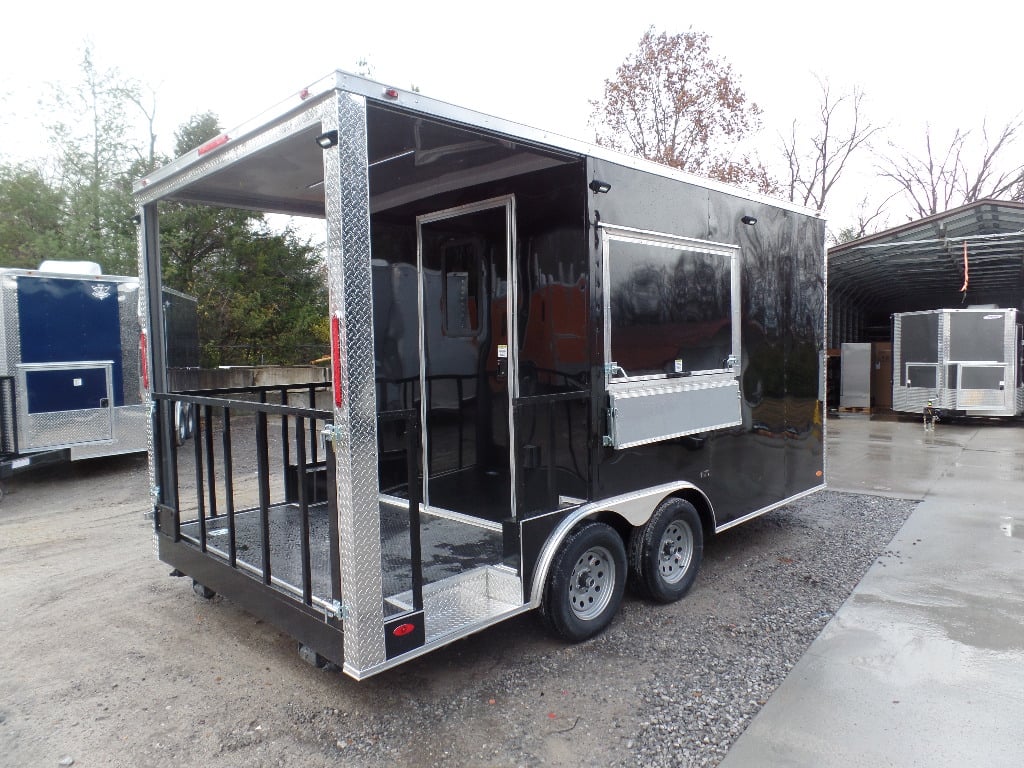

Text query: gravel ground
(0, 456), (915, 768)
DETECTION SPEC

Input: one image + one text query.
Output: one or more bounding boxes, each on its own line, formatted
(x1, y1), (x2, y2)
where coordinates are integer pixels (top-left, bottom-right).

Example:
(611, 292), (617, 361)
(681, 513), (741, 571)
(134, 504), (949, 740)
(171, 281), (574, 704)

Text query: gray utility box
(839, 342), (872, 409)
(892, 308), (1023, 417)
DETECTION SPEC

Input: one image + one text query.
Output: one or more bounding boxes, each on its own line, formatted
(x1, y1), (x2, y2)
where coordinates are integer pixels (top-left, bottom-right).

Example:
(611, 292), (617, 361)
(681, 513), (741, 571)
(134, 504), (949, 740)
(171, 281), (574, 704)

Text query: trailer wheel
(192, 579), (215, 600)
(628, 497), (703, 603)
(174, 402), (196, 446)
(540, 521), (626, 642)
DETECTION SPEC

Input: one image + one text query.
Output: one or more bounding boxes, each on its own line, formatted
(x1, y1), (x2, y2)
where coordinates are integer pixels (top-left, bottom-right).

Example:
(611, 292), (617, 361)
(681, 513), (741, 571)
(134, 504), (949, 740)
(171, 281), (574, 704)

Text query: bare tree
(590, 27), (775, 192)
(878, 118), (1024, 218)
(832, 192), (898, 244)
(125, 84), (160, 172)
(782, 78), (881, 212)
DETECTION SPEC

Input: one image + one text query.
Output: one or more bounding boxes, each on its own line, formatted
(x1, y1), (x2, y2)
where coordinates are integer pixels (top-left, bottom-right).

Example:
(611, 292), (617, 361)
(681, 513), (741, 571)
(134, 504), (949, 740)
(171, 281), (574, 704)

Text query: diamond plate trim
(323, 91), (386, 672)
(0, 274), (23, 381)
(119, 281), (142, 406)
(136, 206), (156, 515)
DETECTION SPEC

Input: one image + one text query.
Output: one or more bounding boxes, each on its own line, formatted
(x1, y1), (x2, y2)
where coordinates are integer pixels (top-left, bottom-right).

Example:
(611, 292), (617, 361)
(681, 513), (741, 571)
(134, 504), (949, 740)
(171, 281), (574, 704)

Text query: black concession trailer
(134, 71), (826, 679)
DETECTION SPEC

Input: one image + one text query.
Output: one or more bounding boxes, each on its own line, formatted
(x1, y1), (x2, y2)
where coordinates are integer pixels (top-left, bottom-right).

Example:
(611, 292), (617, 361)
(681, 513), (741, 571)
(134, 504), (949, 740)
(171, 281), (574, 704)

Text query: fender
(528, 480), (715, 607)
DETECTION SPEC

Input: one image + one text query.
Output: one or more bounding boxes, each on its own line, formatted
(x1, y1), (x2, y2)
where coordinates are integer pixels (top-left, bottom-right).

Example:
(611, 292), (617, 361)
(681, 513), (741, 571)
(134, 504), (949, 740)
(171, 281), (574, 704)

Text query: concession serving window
(601, 224), (742, 449)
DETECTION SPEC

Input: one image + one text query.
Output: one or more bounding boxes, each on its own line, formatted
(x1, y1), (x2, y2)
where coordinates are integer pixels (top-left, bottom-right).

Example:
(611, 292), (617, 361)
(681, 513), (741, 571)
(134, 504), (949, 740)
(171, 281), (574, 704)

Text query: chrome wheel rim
(658, 521), (693, 584)
(569, 545), (615, 621)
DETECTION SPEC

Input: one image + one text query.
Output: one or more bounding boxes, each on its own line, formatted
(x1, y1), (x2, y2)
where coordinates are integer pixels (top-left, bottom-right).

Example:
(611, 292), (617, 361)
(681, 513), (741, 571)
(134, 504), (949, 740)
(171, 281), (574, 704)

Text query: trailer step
(386, 565), (522, 644)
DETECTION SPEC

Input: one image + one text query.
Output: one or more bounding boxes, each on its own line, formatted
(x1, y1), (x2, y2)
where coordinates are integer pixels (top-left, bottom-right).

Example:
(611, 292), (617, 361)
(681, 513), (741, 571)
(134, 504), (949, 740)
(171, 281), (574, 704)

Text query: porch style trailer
(0, 263), (179, 482)
(134, 71), (826, 680)
(893, 308), (1023, 418)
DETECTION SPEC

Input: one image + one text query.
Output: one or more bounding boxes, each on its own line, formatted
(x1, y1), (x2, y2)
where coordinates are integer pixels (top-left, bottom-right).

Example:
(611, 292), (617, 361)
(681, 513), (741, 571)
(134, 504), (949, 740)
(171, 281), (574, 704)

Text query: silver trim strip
(713, 485), (826, 534)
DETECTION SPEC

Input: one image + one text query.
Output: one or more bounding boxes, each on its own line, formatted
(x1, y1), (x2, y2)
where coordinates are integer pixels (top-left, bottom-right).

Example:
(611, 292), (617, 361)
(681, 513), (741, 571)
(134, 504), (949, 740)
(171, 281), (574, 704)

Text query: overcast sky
(2, 0), (1019, 233)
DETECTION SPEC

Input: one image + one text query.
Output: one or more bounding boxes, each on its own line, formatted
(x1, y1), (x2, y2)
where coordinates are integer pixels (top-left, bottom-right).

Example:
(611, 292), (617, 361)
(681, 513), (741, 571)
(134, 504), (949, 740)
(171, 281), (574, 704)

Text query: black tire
(174, 402), (190, 446)
(628, 497), (703, 603)
(540, 521), (627, 643)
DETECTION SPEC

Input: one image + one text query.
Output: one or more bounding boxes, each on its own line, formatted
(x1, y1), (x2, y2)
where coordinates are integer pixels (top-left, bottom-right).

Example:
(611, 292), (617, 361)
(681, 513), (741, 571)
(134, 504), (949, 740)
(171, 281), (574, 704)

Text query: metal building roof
(828, 199), (1024, 315)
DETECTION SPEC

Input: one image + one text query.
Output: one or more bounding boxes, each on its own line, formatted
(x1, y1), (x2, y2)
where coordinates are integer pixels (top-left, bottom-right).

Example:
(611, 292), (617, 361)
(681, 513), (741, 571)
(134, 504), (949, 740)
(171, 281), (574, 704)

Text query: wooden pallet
(838, 406), (871, 414)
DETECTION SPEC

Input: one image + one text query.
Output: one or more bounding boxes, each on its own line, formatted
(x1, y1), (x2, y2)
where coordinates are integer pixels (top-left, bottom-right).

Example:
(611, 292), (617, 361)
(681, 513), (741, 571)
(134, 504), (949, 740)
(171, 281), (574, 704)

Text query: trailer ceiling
(829, 199), (1024, 337)
(151, 105), (575, 218)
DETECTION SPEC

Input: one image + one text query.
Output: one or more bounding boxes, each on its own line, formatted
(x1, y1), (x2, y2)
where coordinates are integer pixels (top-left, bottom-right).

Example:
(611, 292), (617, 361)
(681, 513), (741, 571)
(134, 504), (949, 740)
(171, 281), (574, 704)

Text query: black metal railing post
(296, 416), (313, 606)
(192, 400), (207, 550)
(203, 404), (218, 519)
(255, 410), (272, 585)
(221, 406), (237, 568)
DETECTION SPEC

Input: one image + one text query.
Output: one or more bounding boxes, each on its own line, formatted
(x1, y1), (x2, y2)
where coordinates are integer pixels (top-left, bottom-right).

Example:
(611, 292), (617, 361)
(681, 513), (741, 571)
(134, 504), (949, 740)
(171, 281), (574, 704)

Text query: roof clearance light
(382, 87), (399, 100)
(299, 88), (310, 100)
(197, 135), (230, 156)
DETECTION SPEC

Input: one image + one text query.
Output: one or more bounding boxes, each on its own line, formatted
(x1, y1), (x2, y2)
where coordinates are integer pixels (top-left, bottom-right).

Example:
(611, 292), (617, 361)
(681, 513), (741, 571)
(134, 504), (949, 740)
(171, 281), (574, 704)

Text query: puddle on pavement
(920, 436), (962, 448)
(999, 517), (1024, 539)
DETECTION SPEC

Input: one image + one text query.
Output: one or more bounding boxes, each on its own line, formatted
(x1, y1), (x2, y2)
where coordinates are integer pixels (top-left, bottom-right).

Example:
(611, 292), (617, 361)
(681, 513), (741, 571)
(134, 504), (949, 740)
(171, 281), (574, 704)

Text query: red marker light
(139, 331), (149, 391)
(299, 88), (310, 100)
(382, 87), (399, 100)
(392, 623), (415, 637)
(197, 135), (229, 156)
(330, 312), (343, 407)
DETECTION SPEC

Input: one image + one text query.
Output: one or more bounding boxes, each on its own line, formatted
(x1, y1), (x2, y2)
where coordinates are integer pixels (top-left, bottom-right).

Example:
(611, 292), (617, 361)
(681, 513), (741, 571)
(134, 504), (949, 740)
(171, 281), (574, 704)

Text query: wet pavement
(719, 413), (1024, 768)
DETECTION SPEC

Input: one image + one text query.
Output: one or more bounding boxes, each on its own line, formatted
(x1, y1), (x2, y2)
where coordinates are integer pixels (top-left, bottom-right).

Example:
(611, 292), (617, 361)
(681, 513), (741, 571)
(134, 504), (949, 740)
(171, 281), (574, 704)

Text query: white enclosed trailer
(892, 307), (1023, 418)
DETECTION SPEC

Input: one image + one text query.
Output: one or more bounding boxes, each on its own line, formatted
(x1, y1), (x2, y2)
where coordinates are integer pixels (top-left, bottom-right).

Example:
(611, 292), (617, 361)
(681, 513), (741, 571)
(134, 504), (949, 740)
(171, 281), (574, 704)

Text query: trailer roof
(829, 199), (1024, 317)
(135, 71), (820, 218)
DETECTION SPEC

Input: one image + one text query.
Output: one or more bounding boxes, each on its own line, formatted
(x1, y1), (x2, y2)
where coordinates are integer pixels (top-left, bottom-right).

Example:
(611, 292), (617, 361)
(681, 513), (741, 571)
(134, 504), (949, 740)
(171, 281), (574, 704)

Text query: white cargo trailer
(892, 308), (1023, 418)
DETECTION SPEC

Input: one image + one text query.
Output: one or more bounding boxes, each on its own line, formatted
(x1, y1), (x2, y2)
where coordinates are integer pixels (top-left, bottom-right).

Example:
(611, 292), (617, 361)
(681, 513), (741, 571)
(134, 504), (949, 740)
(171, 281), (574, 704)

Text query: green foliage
(189, 223), (327, 367)
(0, 47), (329, 368)
(46, 46), (145, 275)
(0, 165), (64, 268)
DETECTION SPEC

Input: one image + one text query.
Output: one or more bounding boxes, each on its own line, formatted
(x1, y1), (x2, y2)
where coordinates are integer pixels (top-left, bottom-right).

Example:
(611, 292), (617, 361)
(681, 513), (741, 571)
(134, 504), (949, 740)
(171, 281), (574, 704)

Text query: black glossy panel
(901, 313), (939, 363)
(589, 159), (825, 525)
(608, 239), (732, 376)
(961, 366), (1004, 389)
(907, 365), (937, 388)
(949, 312), (1005, 362)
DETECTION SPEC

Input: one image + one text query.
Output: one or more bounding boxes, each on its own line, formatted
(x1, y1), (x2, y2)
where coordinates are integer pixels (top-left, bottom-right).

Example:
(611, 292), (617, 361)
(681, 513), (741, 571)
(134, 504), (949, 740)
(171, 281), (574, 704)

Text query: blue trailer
(0, 262), (195, 486)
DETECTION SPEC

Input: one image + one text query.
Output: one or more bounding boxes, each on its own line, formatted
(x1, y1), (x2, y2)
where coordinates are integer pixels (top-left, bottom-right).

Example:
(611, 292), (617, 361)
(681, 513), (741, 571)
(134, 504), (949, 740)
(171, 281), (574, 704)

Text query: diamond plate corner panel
(119, 281), (142, 406)
(136, 205), (157, 516)
(323, 91), (387, 672)
(0, 274), (23, 380)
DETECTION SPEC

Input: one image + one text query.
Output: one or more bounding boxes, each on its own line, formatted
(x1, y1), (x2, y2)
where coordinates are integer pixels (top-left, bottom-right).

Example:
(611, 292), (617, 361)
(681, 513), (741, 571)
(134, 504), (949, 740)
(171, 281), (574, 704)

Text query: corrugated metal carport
(828, 199), (1024, 346)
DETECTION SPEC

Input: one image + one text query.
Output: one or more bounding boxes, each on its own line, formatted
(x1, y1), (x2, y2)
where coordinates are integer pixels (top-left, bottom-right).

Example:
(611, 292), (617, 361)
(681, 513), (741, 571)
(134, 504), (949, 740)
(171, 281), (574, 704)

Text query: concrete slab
(720, 416), (1024, 768)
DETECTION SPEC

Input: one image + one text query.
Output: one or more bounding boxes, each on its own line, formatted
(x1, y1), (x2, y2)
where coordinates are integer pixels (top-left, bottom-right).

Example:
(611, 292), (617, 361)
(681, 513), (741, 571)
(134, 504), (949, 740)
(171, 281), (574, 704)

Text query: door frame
(415, 194), (519, 520)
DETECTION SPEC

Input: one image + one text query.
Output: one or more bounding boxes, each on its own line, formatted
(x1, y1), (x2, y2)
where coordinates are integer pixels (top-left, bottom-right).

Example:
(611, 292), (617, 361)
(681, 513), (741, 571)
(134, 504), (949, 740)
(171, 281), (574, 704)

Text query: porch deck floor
(178, 499), (505, 610)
